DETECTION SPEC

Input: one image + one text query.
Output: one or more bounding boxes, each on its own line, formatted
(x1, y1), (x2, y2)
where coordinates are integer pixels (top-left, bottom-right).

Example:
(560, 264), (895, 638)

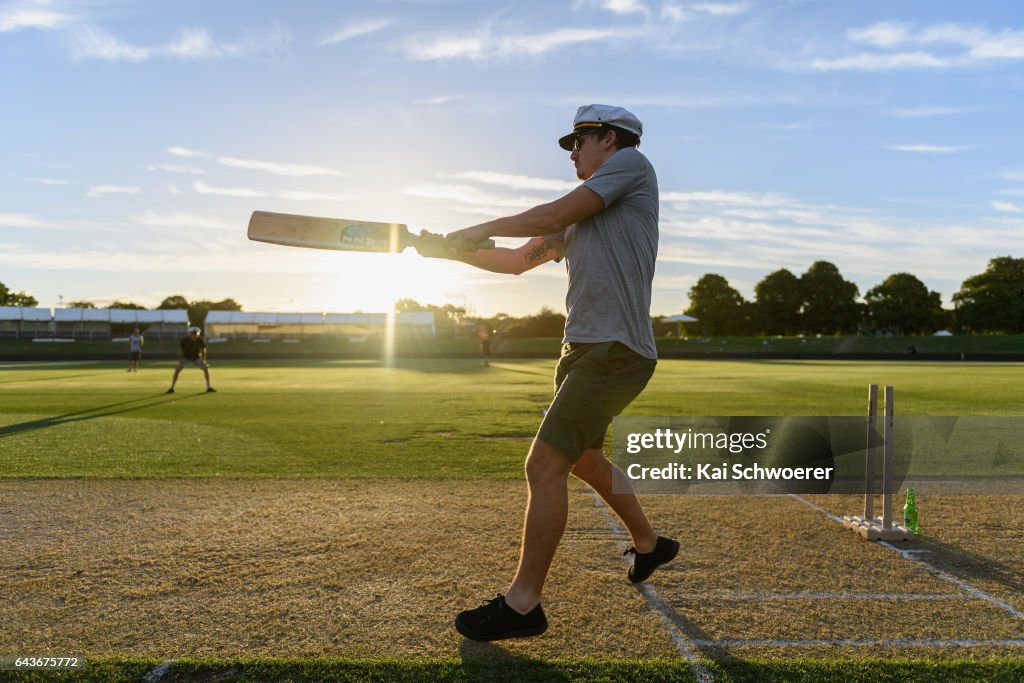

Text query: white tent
(0, 306), (51, 338)
(662, 313), (697, 337)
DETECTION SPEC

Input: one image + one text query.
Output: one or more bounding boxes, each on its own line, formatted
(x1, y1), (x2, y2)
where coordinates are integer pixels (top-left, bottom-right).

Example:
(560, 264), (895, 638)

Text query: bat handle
(476, 239), (496, 249)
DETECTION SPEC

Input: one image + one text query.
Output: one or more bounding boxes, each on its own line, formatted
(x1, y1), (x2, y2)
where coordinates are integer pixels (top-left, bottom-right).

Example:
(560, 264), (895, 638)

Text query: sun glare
(323, 251), (457, 314)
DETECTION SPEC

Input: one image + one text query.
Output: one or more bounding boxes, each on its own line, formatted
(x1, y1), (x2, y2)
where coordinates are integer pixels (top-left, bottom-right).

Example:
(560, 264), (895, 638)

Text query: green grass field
(1, 359), (1022, 682)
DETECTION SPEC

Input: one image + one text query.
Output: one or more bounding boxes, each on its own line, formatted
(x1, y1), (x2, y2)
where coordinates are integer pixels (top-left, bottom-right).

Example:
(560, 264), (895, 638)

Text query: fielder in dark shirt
(166, 327), (215, 394)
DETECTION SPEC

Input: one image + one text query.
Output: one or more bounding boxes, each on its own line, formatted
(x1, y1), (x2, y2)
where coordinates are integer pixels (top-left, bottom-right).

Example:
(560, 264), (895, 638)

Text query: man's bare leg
(572, 447), (658, 553)
(168, 364), (183, 390)
(503, 439), (574, 614)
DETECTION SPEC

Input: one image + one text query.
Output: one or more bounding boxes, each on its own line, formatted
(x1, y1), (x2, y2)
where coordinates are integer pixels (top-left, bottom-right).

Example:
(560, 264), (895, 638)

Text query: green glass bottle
(903, 487), (919, 536)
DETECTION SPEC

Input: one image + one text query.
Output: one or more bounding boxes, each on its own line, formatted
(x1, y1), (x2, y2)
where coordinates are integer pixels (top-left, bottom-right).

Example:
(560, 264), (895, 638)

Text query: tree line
(3, 255), (1022, 336)
(683, 257), (1024, 336)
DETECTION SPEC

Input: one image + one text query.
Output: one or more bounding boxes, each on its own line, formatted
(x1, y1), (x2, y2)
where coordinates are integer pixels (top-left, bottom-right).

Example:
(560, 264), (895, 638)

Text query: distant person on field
(166, 327), (215, 394)
(478, 324), (492, 367)
(127, 327), (143, 372)
(417, 104), (677, 642)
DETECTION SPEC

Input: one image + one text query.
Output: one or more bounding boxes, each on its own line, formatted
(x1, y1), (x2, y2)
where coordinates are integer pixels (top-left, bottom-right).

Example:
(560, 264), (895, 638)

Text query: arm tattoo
(525, 241), (551, 265)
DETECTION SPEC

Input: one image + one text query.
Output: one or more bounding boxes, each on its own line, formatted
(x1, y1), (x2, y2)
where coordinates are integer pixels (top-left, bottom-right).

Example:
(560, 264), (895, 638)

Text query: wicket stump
(842, 384), (914, 541)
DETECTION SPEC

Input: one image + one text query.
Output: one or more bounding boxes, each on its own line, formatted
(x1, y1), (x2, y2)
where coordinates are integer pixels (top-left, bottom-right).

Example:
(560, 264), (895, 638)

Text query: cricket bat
(247, 210), (494, 253)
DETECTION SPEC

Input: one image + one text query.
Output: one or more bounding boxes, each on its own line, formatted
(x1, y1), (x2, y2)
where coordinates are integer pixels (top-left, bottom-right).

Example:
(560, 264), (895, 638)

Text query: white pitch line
(789, 494), (1024, 622)
(691, 638), (1024, 648)
(668, 592), (968, 601)
(586, 489), (715, 683)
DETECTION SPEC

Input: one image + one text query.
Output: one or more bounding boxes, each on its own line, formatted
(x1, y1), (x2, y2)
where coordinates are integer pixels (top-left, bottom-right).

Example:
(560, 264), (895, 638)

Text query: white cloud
(70, 23), (290, 61)
(278, 189), (354, 202)
(31, 177), (70, 185)
(661, 190), (792, 207)
(0, 0), (72, 32)
(146, 163), (206, 175)
(848, 21), (914, 48)
(884, 144), (971, 154)
(889, 105), (978, 119)
(318, 19), (390, 46)
(992, 200), (1024, 213)
(649, 185), (1024, 303)
(87, 185), (140, 198)
(165, 27), (224, 59)
(0, 212), (48, 227)
(217, 156), (345, 177)
(661, 4), (687, 23)
(168, 146), (210, 158)
(691, 3), (749, 16)
(71, 25), (149, 61)
(403, 182), (548, 214)
(825, 21), (1024, 71)
(410, 36), (483, 60)
(407, 27), (633, 61)
(660, 1), (745, 23)
(191, 181), (351, 202)
(969, 30), (1024, 59)
(0, 244), (299, 274)
(449, 171), (578, 193)
(414, 94), (466, 105)
(132, 210), (237, 231)
(193, 180), (267, 198)
(811, 51), (948, 71)
(601, 0), (648, 16)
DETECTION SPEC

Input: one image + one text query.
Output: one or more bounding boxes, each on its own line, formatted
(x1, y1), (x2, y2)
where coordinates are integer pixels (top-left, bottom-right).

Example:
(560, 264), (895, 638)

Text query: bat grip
(477, 239), (496, 249)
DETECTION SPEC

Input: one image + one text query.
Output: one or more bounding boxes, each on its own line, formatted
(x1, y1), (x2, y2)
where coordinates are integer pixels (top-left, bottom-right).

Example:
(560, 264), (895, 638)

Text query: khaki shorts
(536, 341), (656, 461)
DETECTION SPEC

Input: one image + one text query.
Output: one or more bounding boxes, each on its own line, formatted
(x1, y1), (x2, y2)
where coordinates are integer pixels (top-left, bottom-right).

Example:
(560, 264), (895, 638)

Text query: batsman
(419, 104), (679, 641)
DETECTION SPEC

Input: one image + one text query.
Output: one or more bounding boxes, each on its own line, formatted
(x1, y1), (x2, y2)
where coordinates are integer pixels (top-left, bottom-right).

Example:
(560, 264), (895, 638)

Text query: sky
(2, 0), (1023, 318)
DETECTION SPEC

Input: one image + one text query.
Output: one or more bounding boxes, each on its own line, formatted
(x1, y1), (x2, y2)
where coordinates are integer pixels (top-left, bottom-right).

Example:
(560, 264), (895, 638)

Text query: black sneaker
(624, 536), (680, 583)
(165, 388), (175, 394)
(455, 594), (548, 641)
(206, 387), (217, 393)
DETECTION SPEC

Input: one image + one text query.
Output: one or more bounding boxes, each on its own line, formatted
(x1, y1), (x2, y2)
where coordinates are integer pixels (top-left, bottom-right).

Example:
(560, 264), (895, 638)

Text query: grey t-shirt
(545, 147), (659, 359)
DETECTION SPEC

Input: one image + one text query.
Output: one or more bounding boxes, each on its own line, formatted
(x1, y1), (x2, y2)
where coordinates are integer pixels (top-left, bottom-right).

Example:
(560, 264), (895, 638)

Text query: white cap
(558, 104), (643, 150)
(188, 326), (201, 335)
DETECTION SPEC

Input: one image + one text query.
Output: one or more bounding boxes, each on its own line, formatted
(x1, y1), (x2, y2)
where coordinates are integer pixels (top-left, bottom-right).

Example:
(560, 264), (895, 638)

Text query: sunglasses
(570, 126), (607, 152)
(571, 133), (592, 152)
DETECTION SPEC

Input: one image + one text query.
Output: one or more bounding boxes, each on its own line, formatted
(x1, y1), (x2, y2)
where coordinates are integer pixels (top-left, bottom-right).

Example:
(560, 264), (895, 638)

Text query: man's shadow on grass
(915, 536), (1024, 600)
(0, 372), (102, 385)
(458, 640), (572, 682)
(455, 593), (762, 682)
(0, 392), (205, 439)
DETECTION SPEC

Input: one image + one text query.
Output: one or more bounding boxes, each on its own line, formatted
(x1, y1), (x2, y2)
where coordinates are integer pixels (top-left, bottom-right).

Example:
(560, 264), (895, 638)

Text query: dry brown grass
(1, 480), (1020, 664)
(0, 479), (679, 661)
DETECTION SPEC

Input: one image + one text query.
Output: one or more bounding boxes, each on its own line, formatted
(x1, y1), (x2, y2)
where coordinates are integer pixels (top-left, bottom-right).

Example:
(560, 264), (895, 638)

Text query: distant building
(0, 306), (52, 339)
(1, 307), (189, 340)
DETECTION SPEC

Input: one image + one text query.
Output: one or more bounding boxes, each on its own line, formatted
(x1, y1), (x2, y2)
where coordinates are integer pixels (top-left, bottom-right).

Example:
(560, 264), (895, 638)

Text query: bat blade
(248, 211), (410, 253)
(247, 210), (496, 253)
